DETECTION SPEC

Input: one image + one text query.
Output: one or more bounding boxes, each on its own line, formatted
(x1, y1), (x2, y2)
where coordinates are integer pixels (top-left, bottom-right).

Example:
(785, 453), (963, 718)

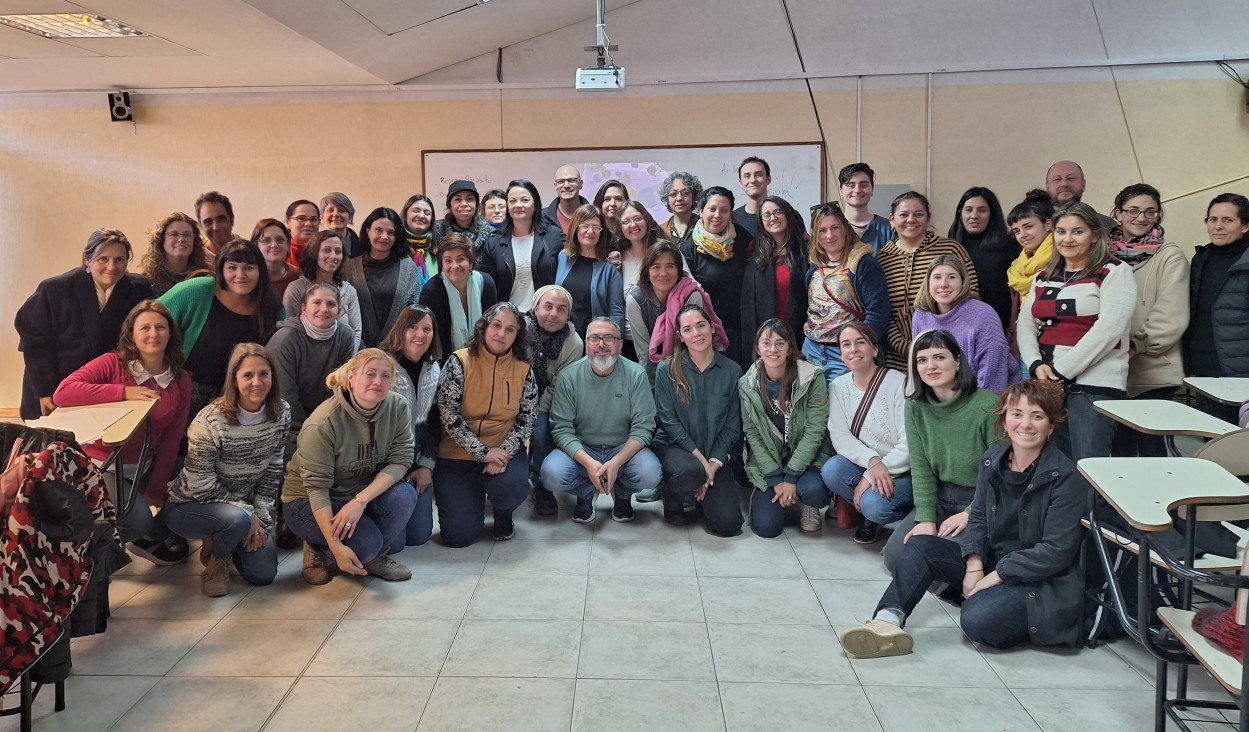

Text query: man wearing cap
(435, 179), (491, 247)
(543, 165), (590, 235)
(523, 285), (585, 515)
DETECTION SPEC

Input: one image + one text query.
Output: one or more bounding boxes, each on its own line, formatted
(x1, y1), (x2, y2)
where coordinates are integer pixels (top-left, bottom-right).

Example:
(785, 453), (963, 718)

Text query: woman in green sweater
(653, 304), (744, 535)
(159, 240), (283, 417)
(281, 348), (417, 585)
(882, 329), (997, 572)
(740, 319), (834, 538)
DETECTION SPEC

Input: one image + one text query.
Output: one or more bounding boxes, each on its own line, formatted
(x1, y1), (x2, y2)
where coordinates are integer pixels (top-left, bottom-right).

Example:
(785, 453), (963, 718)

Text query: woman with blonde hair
(802, 202), (889, 384)
(139, 212), (211, 297)
(911, 255), (1017, 392)
(165, 343), (290, 596)
(281, 348), (417, 584)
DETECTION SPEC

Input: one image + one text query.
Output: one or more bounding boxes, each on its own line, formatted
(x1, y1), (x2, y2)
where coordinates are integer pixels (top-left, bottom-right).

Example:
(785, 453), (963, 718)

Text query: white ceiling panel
(0, 0), (88, 12)
(54, 36), (199, 57)
(788, 0), (1106, 75)
(1095, 0), (1249, 62)
(341, 0), (474, 35)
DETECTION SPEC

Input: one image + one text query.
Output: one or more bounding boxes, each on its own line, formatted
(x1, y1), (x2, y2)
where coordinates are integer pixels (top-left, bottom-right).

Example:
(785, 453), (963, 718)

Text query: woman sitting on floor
(840, 379), (1086, 655)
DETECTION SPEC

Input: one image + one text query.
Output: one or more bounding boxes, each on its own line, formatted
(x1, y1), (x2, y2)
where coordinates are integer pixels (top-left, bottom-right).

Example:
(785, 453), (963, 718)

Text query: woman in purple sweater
(911, 255), (1018, 393)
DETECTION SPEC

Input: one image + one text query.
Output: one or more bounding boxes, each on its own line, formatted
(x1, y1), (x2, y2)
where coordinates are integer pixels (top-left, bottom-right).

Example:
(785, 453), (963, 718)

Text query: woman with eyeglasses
(556, 203), (625, 340)
(1106, 184), (1189, 456)
(742, 196), (810, 354)
(877, 192), (979, 371)
(139, 213), (211, 297)
(285, 200), (321, 266)
(477, 179), (566, 310)
(616, 201), (689, 362)
(252, 218), (300, 299)
(802, 202), (889, 384)
(345, 207), (423, 348)
(481, 189), (509, 232)
(947, 187), (1019, 332)
(1183, 193), (1249, 415)
(658, 171), (703, 248)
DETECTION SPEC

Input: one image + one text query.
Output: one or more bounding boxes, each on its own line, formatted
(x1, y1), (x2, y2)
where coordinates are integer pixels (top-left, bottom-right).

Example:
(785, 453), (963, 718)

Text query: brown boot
(201, 553), (230, 597)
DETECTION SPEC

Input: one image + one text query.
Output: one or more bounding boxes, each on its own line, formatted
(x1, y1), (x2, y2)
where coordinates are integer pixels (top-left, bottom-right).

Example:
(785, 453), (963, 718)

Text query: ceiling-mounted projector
(575, 66), (625, 91)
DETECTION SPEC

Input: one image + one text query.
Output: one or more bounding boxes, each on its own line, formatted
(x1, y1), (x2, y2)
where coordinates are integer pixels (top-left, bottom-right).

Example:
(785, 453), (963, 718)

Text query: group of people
(14, 155), (1249, 660)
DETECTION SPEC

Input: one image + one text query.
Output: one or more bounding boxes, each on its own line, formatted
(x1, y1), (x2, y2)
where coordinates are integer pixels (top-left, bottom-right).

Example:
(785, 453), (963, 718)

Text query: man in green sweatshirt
(541, 318), (661, 524)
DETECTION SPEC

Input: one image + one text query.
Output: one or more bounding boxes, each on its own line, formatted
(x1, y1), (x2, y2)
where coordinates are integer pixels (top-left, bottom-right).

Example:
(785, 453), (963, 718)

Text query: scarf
(446, 271), (484, 350)
(406, 229), (435, 282)
(1108, 224), (1165, 265)
(299, 314), (337, 341)
(692, 219), (736, 262)
(1006, 233), (1054, 311)
(649, 276), (730, 364)
(524, 312), (571, 396)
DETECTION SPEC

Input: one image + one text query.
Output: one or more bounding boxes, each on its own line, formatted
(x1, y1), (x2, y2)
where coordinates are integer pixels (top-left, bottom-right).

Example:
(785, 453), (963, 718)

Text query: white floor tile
(465, 574), (587, 619)
(68, 618), (218, 676)
(844, 626), (1005, 688)
(305, 618), (460, 676)
(417, 677), (575, 732)
(698, 577), (828, 625)
(168, 618), (336, 677)
(572, 679), (725, 732)
(719, 681), (882, 732)
(347, 574), (480, 619)
(1011, 687), (1158, 732)
(481, 538), (592, 576)
(112, 676), (294, 732)
(707, 623), (857, 684)
(265, 676), (436, 732)
(589, 536), (697, 576)
(689, 539), (805, 578)
(578, 621), (716, 681)
(863, 685), (1040, 731)
(441, 619), (582, 678)
(584, 575), (705, 622)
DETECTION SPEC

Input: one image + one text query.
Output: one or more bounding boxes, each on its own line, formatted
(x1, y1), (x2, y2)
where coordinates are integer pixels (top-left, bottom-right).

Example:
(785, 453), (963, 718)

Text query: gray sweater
(266, 316), (357, 434)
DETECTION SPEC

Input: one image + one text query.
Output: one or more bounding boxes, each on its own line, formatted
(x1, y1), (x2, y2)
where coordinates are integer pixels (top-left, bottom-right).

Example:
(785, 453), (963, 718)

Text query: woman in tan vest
(433, 301), (538, 546)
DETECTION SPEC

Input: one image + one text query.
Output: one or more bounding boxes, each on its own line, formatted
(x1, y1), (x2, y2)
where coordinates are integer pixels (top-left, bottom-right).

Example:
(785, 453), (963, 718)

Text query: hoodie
(281, 386), (414, 512)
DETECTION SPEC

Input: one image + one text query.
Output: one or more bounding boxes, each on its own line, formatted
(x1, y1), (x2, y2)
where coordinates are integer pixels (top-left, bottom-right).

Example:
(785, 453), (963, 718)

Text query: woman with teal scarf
(419, 232), (499, 358)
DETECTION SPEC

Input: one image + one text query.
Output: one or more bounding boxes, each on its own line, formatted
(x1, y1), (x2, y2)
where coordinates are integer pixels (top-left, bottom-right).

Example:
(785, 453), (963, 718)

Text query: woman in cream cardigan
(1106, 183), (1190, 456)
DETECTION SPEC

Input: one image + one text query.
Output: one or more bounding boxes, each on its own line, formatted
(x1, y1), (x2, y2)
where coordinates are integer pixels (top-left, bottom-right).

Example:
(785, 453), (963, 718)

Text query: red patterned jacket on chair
(0, 441), (114, 694)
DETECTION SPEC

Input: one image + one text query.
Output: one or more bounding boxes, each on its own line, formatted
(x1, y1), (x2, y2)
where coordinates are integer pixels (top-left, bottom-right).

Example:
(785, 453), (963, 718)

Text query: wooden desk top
(50, 399), (157, 447)
(1184, 376), (1249, 407)
(1078, 457), (1249, 532)
(1093, 399), (1239, 439)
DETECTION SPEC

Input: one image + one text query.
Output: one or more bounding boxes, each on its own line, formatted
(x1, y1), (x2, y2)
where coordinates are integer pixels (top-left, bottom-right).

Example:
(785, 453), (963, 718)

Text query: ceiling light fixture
(0, 13), (147, 39)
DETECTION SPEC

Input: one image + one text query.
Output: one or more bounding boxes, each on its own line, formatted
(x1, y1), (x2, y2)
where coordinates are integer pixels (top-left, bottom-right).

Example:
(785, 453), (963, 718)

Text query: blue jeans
(540, 444), (663, 501)
(433, 455), (530, 548)
(878, 534), (1030, 649)
(163, 500), (278, 586)
(821, 455), (914, 524)
(283, 481), (418, 565)
(749, 466), (827, 538)
(801, 339), (847, 386)
(389, 481), (433, 554)
(530, 414), (555, 479)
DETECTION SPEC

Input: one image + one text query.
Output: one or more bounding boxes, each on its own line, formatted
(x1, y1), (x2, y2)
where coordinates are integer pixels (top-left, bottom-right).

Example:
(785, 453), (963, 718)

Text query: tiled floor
(3, 493), (1238, 731)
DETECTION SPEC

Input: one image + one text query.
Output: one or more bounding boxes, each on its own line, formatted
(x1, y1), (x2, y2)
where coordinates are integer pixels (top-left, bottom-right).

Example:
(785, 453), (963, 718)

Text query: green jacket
(654, 352), (742, 464)
(281, 386), (414, 512)
(739, 360), (833, 489)
(158, 276), (284, 355)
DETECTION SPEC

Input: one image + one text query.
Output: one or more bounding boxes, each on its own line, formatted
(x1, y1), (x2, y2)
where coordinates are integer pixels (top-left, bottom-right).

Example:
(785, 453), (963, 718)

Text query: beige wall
(2, 69), (1248, 405)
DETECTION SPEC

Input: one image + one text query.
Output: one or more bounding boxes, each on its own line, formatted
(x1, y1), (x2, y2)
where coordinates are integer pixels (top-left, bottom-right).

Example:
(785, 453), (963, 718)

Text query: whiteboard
(423, 143), (826, 225)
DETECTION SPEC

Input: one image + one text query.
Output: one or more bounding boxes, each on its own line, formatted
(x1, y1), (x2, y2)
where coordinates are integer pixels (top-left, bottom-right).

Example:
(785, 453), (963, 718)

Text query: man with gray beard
(540, 317), (662, 524)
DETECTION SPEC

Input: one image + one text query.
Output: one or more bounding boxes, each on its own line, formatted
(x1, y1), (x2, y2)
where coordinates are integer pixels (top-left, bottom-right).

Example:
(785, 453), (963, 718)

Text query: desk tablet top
(1184, 376), (1249, 407)
(1078, 457), (1249, 532)
(52, 399), (157, 447)
(1093, 399), (1239, 438)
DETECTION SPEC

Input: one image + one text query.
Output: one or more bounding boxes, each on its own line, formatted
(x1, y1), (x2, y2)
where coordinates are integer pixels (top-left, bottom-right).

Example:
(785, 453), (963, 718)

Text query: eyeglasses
(1121, 207), (1160, 220)
(810, 201), (843, 213)
(760, 210), (786, 221)
(290, 215), (320, 225)
(586, 335), (620, 345)
(578, 224), (603, 233)
(619, 216), (646, 227)
(259, 236), (289, 246)
(555, 177), (580, 186)
(667, 189), (692, 199)
(165, 231), (196, 239)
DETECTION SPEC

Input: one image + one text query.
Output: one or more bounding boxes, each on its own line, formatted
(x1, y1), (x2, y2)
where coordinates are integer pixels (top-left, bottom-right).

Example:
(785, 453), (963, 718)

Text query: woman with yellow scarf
(1005, 190), (1055, 313)
(679, 186), (756, 367)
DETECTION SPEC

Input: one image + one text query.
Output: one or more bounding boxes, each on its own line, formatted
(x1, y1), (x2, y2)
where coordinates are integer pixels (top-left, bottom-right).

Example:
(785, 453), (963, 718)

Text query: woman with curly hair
(139, 212), (211, 297)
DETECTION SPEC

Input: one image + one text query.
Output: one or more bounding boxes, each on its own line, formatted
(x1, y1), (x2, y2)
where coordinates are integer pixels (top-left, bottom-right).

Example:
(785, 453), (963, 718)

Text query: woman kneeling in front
(164, 343), (290, 596)
(840, 379), (1086, 656)
(282, 348), (417, 584)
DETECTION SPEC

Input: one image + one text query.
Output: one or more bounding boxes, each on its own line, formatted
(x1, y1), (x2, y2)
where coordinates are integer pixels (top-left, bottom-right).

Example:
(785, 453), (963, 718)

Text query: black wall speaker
(109, 91), (132, 122)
